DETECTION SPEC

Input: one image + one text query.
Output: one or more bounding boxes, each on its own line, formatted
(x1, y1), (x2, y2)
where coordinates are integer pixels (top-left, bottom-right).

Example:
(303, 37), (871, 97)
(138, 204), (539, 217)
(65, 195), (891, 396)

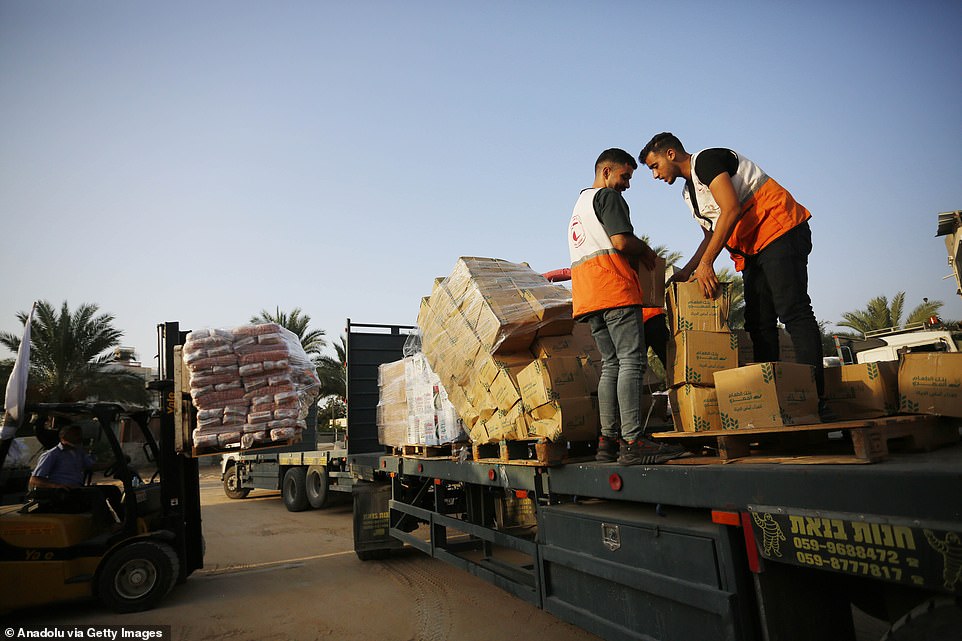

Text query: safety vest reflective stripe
(685, 150), (811, 270)
(568, 188), (644, 318)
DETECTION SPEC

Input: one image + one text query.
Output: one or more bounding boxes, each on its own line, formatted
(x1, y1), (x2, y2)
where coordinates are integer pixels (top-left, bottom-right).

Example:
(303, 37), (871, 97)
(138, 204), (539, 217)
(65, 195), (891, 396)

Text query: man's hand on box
(667, 266), (692, 287)
(694, 261), (719, 298)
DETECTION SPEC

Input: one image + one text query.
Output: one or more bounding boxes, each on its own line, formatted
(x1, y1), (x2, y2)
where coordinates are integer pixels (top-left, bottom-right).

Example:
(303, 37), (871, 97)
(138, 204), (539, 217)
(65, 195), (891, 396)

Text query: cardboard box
(527, 396), (599, 442)
(532, 334), (587, 358)
(668, 331), (738, 388)
(733, 328), (797, 365)
(669, 385), (721, 432)
(489, 368), (522, 412)
(667, 280), (731, 334)
(823, 361), (899, 419)
(714, 362), (819, 429)
(571, 321), (603, 361)
(376, 402), (409, 447)
(517, 357), (591, 409)
(637, 255), (667, 308)
(899, 353), (962, 418)
(479, 402), (528, 443)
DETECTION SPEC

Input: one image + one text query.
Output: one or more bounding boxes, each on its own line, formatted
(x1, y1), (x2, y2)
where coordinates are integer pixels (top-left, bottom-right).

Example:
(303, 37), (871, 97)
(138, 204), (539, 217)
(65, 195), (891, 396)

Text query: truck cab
(843, 323), (961, 364)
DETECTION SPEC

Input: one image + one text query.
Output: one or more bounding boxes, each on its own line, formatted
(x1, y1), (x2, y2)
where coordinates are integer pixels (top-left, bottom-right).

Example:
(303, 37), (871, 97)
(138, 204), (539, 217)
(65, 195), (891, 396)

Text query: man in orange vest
(638, 133), (827, 412)
(568, 148), (685, 464)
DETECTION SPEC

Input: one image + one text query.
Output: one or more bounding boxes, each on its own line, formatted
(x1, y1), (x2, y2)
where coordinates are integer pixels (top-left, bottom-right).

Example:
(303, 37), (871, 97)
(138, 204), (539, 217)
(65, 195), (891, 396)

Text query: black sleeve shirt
(592, 188), (633, 237)
(692, 148), (739, 186)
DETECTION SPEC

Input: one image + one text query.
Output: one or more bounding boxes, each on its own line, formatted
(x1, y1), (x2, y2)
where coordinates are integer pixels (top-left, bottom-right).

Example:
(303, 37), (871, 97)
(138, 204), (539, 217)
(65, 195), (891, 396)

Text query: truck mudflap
(747, 505), (962, 595)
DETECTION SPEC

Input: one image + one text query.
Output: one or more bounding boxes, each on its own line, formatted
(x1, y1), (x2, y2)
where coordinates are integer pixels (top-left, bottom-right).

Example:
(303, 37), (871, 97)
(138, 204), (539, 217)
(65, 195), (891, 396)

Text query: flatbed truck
(345, 321), (962, 641)
(220, 322), (413, 512)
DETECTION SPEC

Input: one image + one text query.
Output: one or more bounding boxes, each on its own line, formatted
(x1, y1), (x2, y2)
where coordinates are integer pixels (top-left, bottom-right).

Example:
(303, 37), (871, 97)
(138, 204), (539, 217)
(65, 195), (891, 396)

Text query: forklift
(0, 322), (203, 614)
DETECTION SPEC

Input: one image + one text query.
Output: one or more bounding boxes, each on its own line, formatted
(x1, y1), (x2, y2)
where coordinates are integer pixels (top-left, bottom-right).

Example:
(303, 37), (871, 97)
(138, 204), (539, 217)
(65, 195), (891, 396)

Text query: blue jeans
(743, 221), (824, 396)
(587, 306), (647, 443)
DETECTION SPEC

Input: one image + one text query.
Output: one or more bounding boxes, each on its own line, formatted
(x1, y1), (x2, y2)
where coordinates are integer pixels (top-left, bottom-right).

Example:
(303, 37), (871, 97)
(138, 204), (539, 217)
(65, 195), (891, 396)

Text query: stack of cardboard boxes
(414, 257), (601, 445)
(665, 281), (822, 431)
(665, 281), (736, 432)
(376, 353), (466, 448)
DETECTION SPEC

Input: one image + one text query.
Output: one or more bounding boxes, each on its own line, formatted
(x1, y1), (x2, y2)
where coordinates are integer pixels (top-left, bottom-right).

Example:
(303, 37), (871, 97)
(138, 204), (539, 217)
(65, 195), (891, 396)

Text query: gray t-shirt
(593, 188), (633, 237)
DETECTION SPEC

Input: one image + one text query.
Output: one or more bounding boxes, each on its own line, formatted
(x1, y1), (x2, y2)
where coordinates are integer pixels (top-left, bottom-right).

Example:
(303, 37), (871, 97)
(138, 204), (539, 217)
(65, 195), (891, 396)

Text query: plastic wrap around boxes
(184, 323), (321, 451)
(377, 353), (466, 448)
(415, 257), (600, 444)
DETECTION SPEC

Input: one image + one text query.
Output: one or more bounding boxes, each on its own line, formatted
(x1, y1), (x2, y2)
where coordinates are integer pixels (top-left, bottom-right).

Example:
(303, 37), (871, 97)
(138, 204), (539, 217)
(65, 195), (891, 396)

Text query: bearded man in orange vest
(568, 148), (685, 465)
(639, 133), (828, 417)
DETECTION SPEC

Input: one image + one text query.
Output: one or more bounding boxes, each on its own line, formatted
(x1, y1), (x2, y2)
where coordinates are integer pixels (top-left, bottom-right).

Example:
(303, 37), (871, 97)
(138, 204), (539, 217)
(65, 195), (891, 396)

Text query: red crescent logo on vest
(570, 217), (586, 248)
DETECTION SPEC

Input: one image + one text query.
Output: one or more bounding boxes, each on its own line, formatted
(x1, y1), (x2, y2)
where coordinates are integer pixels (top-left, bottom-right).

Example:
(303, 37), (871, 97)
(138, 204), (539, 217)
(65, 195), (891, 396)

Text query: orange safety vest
(685, 149), (811, 271)
(568, 188), (644, 318)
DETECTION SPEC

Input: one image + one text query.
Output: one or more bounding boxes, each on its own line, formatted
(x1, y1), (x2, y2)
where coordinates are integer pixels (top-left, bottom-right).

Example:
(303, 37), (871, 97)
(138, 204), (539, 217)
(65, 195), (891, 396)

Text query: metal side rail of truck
(346, 321), (962, 641)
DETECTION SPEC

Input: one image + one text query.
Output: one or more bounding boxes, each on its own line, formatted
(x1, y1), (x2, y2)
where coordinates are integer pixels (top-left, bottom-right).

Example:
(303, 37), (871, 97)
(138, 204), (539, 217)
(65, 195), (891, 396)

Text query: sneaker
(617, 438), (686, 465)
(596, 435), (621, 462)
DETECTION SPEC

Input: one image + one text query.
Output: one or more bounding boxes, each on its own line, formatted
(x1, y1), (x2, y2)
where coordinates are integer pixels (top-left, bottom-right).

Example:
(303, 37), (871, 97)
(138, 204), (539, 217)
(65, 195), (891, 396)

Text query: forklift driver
(29, 425), (96, 489)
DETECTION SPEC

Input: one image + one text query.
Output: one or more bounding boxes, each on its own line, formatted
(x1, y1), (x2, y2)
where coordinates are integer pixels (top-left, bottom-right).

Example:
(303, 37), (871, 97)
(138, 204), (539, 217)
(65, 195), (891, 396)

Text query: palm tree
(248, 308), (332, 430)
(838, 292), (944, 335)
(640, 235), (683, 268)
(0, 301), (150, 406)
(249, 307), (327, 357)
(716, 268), (745, 329)
(315, 335), (347, 400)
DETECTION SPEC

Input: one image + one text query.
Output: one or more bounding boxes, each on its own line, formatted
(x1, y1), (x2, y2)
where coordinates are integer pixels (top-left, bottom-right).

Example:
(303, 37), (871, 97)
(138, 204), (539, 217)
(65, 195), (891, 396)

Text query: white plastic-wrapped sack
(185, 323), (319, 451)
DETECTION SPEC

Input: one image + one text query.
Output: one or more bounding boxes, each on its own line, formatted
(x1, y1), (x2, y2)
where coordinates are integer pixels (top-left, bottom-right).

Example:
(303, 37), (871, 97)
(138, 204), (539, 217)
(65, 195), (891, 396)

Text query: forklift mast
(151, 321), (204, 579)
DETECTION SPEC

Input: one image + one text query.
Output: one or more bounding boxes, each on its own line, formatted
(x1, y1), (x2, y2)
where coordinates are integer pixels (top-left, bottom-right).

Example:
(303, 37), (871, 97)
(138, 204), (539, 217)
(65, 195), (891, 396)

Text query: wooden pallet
(391, 443), (467, 460)
(472, 438), (596, 466)
(651, 414), (959, 464)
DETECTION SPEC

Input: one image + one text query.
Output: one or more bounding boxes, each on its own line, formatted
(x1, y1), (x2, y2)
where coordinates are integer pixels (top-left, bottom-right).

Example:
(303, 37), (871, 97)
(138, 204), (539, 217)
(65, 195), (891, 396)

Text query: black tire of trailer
(223, 464), (251, 500)
(306, 465), (330, 509)
(97, 540), (180, 613)
(881, 597), (962, 641)
(282, 467), (310, 512)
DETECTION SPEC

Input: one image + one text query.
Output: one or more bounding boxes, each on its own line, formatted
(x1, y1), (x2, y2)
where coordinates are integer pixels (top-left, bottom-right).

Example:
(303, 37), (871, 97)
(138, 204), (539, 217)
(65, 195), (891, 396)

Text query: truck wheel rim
(227, 476), (239, 492)
(114, 559), (158, 599)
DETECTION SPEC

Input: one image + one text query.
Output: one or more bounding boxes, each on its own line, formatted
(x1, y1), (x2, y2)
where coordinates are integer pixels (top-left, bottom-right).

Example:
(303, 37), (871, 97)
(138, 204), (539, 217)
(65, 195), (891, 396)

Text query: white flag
(2, 302), (35, 440)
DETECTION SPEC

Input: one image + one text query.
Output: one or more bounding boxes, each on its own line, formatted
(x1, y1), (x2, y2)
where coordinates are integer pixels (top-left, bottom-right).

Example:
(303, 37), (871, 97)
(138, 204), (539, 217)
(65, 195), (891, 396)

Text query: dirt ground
(8, 467), (890, 641)
(7, 469), (602, 641)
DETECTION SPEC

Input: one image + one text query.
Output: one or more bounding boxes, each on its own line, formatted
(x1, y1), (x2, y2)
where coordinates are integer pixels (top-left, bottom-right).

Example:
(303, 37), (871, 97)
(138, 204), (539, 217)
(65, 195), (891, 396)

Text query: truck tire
(306, 465), (330, 509)
(282, 467), (310, 512)
(97, 540), (179, 613)
(882, 598), (962, 641)
(223, 464), (251, 500)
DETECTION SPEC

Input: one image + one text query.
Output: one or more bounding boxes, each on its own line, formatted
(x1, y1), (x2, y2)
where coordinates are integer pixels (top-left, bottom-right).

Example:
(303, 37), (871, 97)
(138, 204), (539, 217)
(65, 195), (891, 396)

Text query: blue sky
(2, 1), (961, 365)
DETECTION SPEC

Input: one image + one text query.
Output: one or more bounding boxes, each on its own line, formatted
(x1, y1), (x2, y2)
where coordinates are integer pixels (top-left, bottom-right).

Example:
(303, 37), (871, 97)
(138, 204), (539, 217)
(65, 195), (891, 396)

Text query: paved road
(7, 470), (890, 640)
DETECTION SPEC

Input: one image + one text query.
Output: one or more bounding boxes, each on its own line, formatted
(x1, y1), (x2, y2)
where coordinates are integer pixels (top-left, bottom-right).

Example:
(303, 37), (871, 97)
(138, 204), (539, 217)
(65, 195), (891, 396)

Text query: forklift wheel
(282, 467), (310, 512)
(97, 540), (179, 613)
(223, 464), (251, 500)
(306, 465), (329, 509)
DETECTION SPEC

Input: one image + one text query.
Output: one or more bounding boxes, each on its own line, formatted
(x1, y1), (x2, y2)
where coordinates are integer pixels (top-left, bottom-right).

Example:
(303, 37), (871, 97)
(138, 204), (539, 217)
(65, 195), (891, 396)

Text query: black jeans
(643, 313), (669, 371)
(742, 221), (824, 397)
